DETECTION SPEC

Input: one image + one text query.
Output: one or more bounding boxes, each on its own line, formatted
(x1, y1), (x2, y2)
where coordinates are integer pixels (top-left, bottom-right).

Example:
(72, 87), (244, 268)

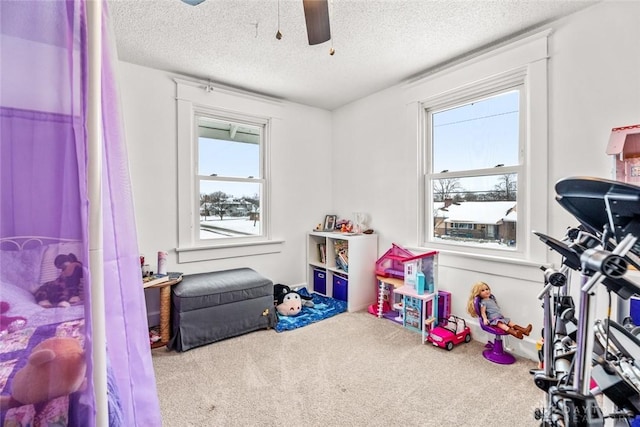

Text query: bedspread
(0, 318), (86, 426)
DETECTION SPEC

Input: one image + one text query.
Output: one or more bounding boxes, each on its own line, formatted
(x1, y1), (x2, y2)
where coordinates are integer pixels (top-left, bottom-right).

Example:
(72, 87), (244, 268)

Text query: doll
(34, 253), (83, 308)
(466, 281), (532, 339)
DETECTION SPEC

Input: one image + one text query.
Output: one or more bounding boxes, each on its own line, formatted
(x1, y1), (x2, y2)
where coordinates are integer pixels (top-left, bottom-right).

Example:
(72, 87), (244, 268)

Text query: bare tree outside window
(486, 174), (517, 201)
(433, 178), (464, 202)
(209, 191), (232, 220)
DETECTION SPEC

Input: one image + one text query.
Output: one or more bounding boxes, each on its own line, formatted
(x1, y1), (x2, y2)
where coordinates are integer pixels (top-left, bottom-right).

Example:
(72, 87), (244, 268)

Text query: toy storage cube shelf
(307, 231), (378, 312)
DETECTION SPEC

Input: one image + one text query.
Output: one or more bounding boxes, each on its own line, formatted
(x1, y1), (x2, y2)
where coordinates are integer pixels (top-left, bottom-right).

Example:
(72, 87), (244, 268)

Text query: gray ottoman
(168, 268), (277, 352)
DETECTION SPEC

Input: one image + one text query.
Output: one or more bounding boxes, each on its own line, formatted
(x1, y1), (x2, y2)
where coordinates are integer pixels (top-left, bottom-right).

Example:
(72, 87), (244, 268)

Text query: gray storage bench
(168, 268), (277, 352)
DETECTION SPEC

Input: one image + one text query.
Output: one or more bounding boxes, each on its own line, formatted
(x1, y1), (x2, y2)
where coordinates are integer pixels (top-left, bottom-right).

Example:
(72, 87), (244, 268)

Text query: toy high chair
(473, 296), (516, 365)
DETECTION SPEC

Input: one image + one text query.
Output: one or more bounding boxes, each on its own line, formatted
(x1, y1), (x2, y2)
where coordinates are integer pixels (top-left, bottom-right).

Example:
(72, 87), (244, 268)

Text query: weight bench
(168, 268), (278, 352)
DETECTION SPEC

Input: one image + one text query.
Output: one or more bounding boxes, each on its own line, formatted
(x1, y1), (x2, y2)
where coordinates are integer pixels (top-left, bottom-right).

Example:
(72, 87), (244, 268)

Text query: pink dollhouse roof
(377, 243), (414, 261)
(376, 243), (416, 277)
(606, 124), (640, 156)
(401, 250), (438, 263)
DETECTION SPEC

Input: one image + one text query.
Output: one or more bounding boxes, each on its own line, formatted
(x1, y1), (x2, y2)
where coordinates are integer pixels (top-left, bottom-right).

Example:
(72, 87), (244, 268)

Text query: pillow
(0, 278), (39, 309)
(0, 245), (47, 293)
(39, 242), (85, 284)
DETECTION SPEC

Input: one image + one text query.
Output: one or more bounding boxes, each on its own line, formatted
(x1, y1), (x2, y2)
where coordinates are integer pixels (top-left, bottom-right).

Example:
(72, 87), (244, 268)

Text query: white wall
(117, 63), (333, 323)
(118, 1), (639, 360)
(331, 1), (640, 360)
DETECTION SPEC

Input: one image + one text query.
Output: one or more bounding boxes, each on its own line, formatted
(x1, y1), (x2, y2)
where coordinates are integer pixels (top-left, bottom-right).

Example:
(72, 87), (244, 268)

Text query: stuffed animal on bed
(0, 301), (26, 334)
(0, 337), (87, 417)
(34, 253), (83, 308)
(273, 284), (314, 316)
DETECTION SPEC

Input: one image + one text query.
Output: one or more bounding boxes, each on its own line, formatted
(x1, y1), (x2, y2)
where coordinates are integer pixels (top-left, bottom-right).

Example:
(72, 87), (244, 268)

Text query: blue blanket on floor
(274, 287), (347, 332)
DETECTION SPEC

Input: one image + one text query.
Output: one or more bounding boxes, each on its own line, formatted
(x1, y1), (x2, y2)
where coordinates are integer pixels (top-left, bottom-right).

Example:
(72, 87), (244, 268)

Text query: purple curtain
(0, 1), (161, 425)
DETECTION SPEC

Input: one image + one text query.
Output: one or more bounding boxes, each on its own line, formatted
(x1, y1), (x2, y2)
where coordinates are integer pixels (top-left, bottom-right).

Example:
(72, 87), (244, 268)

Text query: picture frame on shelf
(323, 215), (337, 231)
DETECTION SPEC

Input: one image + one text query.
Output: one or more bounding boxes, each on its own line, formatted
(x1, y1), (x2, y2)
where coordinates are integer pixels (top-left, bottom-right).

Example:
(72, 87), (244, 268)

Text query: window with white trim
(175, 78), (283, 262)
(414, 32), (549, 264)
(424, 77), (525, 253)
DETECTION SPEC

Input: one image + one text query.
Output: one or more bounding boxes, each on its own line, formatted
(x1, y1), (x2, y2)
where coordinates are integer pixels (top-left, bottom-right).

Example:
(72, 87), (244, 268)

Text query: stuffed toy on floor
(274, 284), (314, 316)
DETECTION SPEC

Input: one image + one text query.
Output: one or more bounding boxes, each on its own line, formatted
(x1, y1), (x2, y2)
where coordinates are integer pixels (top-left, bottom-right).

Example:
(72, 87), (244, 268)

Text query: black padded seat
(173, 268), (273, 312)
(169, 268), (277, 352)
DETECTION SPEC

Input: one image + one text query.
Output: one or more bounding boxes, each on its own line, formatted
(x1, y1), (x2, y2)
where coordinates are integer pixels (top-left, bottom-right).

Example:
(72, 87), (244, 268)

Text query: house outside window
(425, 86), (523, 252)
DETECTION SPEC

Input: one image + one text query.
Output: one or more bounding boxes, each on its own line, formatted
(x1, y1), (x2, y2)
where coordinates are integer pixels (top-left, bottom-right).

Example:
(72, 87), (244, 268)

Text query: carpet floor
(152, 310), (544, 426)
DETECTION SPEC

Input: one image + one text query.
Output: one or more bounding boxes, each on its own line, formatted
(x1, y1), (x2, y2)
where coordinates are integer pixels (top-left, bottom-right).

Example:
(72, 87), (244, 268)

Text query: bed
(0, 236), (93, 426)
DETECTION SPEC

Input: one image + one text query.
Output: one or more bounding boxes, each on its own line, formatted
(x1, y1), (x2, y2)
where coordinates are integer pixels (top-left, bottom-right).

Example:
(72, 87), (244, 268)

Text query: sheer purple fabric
(0, 1), (160, 425)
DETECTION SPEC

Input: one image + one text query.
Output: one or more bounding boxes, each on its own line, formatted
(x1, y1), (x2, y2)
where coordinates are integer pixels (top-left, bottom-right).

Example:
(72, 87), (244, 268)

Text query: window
(425, 84), (523, 252)
(176, 78), (283, 262)
(197, 115), (264, 241)
(450, 223), (474, 230)
(414, 32), (548, 264)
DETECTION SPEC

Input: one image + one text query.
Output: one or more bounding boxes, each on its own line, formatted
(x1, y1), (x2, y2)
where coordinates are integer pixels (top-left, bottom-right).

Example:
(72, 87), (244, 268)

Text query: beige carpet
(152, 311), (544, 426)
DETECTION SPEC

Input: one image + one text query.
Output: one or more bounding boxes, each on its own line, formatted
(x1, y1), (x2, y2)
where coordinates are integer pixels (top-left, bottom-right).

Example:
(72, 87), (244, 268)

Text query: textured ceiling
(108, 0), (598, 110)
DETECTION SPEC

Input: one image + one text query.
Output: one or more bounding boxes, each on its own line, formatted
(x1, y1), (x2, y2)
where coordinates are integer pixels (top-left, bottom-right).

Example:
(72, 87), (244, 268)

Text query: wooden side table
(144, 276), (182, 348)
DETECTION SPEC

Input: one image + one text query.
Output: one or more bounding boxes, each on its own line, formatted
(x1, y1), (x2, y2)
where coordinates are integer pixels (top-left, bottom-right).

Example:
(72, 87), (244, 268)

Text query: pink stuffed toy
(0, 301), (27, 334)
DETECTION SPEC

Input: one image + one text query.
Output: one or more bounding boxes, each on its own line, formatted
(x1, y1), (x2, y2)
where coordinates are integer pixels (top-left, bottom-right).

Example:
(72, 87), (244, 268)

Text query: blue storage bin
(630, 296), (640, 326)
(313, 268), (326, 295)
(332, 273), (348, 302)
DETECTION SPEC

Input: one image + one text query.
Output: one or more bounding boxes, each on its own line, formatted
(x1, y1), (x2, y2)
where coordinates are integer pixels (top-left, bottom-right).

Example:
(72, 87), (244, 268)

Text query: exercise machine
(532, 177), (640, 427)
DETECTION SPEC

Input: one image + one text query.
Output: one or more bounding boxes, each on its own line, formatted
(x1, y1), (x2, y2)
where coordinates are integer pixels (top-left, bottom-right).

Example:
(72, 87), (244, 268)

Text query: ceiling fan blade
(180, 0), (206, 5)
(303, 0), (331, 45)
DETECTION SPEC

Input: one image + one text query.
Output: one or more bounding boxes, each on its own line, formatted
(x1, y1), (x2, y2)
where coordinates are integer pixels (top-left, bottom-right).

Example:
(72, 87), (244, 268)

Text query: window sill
(176, 239), (284, 263)
(406, 244), (550, 281)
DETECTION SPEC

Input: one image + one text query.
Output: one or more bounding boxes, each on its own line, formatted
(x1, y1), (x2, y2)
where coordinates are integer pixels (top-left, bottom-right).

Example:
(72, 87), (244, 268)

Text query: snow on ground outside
(199, 217), (259, 239)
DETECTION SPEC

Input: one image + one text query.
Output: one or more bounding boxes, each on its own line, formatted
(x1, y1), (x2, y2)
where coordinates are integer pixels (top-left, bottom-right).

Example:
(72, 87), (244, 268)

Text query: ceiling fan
(180, 0), (331, 46)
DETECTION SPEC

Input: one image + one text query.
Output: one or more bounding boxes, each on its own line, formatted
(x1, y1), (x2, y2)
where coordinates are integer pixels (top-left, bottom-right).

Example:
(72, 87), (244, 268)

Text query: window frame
(416, 56), (548, 264)
(424, 82), (525, 254)
(194, 110), (268, 244)
(175, 78), (283, 263)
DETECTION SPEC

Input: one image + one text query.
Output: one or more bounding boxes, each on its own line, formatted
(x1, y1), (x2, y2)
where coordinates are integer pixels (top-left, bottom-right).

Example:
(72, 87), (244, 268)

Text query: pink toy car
(427, 315), (471, 351)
